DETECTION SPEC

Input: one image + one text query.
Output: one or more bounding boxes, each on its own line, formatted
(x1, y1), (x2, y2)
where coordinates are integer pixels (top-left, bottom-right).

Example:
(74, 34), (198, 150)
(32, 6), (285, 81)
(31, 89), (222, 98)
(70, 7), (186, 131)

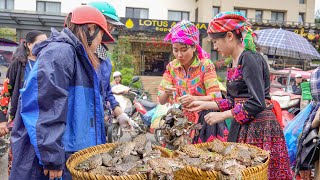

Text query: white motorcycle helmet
(113, 71), (122, 78)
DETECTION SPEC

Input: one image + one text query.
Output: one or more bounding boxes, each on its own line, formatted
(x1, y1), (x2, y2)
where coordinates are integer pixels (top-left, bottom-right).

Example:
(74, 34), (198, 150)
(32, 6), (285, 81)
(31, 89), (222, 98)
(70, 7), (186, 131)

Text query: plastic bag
(284, 103), (313, 166)
(151, 104), (171, 123)
(150, 104), (179, 130)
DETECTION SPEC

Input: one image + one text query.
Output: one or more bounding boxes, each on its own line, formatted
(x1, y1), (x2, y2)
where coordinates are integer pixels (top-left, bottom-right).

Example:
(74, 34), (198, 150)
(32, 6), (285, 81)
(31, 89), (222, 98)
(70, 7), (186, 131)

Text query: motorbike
(130, 88), (157, 136)
(269, 69), (306, 128)
(106, 76), (156, 142)
(0, 135), (9, 157)
(271, 90), (301, 128)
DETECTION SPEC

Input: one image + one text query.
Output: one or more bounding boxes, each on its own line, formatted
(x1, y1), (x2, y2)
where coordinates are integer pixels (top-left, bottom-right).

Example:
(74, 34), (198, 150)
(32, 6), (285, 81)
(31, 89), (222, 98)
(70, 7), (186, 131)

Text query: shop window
(168, 10), (189, 21)
(255, 10), (263, 22)
(37, 1), (61, 13)
(271, 11), (284, 23)
(213, 6), (220, 18)
(0, 0), (14, 10)
(234, 8), (247, 17)
(126, 7), (149, 19)
(298, 13), (305, 24)
(143, 51), (170, 76)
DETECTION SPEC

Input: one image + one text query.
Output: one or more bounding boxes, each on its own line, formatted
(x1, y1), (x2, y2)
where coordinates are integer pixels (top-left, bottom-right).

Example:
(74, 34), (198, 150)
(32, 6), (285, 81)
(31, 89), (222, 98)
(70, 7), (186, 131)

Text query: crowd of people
(0, 1), (319, 180)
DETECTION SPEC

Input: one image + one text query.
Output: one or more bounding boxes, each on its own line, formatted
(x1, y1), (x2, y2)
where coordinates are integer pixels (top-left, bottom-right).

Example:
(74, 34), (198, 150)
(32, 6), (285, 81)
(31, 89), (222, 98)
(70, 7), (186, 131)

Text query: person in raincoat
(0, 30), (47, 175)
(88, 1), (131, 128)
(9, 5), (130, 180)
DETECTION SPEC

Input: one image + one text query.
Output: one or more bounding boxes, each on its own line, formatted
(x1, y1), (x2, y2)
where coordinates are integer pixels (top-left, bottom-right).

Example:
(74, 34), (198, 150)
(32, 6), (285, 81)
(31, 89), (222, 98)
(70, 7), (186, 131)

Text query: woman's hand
(117, 113), (133, 130)
(178, 95), (196, 106)
(0, 122), (9, 137)
(185, 101), (208, 111)
(164, 86), (176, 96)
(204, 112), (226, 125)
(44, 169), (63, 180)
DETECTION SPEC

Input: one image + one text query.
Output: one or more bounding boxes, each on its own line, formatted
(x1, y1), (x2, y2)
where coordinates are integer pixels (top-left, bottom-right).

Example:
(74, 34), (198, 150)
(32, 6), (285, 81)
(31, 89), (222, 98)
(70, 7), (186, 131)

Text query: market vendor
(158, 20), (228, 143)
(292, 73), (303, 95)
(187, 12), (292, 179)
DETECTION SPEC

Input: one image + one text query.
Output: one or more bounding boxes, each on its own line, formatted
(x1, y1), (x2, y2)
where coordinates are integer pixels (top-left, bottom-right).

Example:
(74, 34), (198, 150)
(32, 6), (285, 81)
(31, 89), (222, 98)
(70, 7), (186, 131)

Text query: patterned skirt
(229, 109), (292, 180)
(191, 110), (229, 143)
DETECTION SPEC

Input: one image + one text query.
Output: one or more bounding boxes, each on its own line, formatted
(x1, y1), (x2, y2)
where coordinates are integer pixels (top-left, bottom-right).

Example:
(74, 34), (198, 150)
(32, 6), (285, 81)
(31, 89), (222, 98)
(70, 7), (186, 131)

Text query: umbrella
(255, 28), (320, 60)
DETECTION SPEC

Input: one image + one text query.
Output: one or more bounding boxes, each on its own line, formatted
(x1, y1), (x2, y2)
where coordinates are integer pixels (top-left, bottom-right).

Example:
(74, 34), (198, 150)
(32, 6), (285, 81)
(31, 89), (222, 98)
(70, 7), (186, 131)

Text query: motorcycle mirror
(131, 76), (140, 83)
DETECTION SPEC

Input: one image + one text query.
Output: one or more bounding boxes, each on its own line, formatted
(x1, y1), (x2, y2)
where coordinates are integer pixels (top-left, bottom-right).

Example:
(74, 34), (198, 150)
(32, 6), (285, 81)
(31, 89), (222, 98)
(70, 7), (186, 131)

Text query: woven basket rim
(66, 143), (172, 179)
(173, 142), (270, 178)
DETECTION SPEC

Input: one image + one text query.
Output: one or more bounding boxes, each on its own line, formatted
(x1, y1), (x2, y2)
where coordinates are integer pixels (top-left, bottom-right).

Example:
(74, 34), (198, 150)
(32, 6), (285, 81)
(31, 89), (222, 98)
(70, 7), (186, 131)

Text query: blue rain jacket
(9, 28), (111, 180)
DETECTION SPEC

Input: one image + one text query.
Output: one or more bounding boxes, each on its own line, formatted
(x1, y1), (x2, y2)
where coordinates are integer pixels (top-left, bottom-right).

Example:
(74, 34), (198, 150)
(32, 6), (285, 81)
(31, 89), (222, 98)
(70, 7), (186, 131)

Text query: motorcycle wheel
(130, 112), (144, 138)
(107, 123), (123, 143)
(0, 134), (10, 157)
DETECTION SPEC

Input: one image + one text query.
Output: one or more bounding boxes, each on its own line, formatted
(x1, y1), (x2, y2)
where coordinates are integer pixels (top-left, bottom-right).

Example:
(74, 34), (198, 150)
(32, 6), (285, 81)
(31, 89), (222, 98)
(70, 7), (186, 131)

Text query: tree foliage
(316, 9), (320, 24)
(111, 37), (142, 89)
(0, 28), (16, 41)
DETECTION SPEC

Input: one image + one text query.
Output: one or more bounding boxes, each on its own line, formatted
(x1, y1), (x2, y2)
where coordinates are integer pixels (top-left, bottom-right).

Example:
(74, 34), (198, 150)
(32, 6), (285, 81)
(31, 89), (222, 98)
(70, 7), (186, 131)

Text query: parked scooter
(271, 91), (300, 128)
(106, 76), (146, 142)
(130, 88), (157, 137)
(0, 134), (9, 157)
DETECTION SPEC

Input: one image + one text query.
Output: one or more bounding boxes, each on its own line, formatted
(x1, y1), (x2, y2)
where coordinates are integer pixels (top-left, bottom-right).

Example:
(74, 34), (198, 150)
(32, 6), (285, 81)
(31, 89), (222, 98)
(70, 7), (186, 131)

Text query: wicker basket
(66, 143), (172, 180)
(173, 142), (270, 180)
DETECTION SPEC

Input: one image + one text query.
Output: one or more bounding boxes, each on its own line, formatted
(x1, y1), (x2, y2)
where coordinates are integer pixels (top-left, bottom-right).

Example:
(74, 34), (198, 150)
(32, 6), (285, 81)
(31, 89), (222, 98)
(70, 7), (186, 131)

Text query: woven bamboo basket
(66, 143), (172, 180)
(173, 142), (270, 180)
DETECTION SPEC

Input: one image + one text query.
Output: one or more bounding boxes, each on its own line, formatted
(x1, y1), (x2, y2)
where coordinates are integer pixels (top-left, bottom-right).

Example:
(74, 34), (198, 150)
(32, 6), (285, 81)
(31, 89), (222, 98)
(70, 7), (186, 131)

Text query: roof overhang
(0, 10), (66, 31)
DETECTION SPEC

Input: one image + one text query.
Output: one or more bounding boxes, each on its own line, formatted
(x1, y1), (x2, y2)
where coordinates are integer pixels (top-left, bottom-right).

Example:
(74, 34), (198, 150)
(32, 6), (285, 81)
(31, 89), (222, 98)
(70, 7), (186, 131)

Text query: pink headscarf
(164, 20), (210, 60)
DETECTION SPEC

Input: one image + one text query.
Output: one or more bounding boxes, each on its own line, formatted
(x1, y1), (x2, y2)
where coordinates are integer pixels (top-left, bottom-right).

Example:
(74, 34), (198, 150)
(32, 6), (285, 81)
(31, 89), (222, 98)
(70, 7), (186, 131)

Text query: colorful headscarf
(164, 20), (210, 60)
(207, 12), (256, 52)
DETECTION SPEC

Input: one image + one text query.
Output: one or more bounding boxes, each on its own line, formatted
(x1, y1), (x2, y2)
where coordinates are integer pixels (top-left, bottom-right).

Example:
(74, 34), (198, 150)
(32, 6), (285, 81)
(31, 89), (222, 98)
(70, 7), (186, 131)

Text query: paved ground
(0, 136), (9, 180)
(0, 149), (8, 180)
(0, 132), (157, 180)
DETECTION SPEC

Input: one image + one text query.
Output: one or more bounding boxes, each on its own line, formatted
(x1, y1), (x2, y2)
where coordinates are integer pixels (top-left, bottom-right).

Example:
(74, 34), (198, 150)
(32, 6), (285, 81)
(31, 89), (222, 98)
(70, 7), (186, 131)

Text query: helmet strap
(101, 43), (109, 51)
(81, 25), (101, 46)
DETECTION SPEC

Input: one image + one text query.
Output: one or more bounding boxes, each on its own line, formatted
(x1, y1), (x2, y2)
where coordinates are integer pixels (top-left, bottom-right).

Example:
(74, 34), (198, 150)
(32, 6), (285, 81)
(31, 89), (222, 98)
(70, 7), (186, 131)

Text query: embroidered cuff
(210, 92), (222, 100)
(216, 99), (233, 111)
(231, 104), (252, 124)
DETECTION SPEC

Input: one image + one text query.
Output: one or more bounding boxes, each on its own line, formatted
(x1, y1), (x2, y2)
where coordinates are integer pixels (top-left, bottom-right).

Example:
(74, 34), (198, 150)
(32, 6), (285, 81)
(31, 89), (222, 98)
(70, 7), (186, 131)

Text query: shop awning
(0, 9), (66, 31)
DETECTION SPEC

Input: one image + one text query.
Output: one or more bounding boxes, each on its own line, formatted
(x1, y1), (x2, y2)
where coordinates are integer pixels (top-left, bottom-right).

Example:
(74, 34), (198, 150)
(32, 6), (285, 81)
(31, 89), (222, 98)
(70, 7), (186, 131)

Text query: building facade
(0, 0), (319, 76)
(5, 0), (316, 25)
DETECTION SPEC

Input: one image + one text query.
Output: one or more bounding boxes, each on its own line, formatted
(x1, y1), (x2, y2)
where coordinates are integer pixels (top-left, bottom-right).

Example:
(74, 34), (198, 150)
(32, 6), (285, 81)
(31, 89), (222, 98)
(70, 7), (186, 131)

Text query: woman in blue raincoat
(9, 5), (130, 180)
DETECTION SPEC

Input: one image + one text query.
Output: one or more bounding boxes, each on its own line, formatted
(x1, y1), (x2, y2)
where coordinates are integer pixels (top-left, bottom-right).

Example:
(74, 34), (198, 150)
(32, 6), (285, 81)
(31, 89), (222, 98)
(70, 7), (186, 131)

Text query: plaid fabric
(255, 29), (320, 60)
(106, 16), (125, 30)
(95, 44), (108, 60)
(207, 12), (256, 52)
(311, 66), (320, 102)
(164, 20), (210, 60)
(207, 12), (248, 33)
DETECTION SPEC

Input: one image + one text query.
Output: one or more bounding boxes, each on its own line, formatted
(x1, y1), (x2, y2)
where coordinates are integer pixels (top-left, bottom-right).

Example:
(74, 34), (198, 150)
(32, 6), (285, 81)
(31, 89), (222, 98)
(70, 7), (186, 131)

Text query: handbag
(300, 128), (320, 166)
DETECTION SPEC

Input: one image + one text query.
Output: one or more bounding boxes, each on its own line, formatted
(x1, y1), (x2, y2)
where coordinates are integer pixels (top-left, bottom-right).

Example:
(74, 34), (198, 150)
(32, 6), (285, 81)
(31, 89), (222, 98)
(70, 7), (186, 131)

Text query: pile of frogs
(173, 138), (269, 179)
(74, 133), (269, 179)
(157, 107), (202, 150)
(74, 134), (184, 179)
